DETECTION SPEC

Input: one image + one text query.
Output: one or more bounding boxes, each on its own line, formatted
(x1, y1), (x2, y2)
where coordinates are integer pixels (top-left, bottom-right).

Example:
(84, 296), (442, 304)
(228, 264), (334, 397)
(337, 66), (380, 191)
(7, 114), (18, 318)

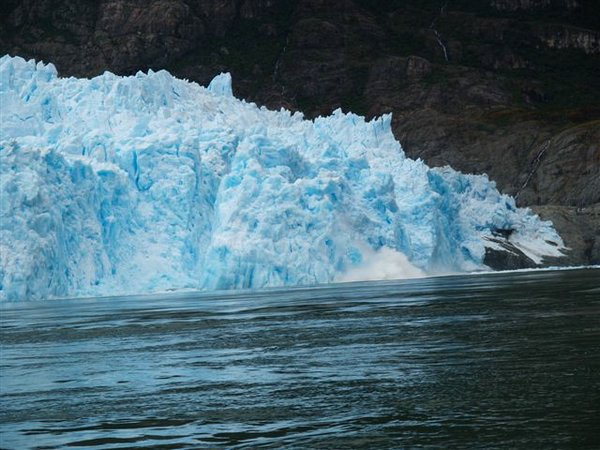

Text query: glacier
(0, 55), (564, 301)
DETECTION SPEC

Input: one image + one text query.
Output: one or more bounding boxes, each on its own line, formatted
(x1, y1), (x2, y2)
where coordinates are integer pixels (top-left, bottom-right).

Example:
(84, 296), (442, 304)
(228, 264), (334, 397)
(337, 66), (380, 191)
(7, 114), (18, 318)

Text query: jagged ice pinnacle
(0, 56), (564, 300)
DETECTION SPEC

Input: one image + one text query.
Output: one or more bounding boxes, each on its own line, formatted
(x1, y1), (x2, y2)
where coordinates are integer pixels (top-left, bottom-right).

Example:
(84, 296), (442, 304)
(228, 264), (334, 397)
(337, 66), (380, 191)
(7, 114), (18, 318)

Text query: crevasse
(0, 55), (563, 300)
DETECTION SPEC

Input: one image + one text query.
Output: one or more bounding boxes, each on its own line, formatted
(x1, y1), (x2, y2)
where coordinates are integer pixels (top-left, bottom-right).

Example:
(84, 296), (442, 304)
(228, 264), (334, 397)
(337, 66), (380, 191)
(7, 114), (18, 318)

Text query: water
(1, 268), (599, 449)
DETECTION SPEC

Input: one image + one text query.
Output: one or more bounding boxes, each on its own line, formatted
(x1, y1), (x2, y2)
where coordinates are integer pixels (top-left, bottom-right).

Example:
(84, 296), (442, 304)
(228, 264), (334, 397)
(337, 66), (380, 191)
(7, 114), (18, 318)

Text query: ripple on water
(1, 268), (599, 448)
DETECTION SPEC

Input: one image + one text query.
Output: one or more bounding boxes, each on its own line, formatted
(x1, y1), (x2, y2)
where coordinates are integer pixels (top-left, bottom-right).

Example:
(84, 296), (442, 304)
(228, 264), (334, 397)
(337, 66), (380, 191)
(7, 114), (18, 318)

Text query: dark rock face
(1, 0), (598, 268)
(532, 204), (600, 265)
(483, 238), (539, 271)
(516, 122), (600, 207)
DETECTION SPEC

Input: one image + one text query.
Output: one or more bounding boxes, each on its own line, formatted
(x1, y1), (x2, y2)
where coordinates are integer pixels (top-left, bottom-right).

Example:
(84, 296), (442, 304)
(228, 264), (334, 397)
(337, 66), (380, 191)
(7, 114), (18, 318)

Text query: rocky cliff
(1, 0), (598, 266)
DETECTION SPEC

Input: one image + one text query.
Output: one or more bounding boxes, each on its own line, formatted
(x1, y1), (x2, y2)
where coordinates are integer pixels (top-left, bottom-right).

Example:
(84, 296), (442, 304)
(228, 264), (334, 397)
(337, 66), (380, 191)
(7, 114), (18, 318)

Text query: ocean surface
(1, 268), (599, 449)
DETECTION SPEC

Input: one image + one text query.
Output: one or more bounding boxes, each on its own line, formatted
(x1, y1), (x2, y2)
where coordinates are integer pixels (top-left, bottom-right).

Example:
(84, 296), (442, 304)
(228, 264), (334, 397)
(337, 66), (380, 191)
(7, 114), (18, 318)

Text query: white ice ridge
(0, 55), (564, 300)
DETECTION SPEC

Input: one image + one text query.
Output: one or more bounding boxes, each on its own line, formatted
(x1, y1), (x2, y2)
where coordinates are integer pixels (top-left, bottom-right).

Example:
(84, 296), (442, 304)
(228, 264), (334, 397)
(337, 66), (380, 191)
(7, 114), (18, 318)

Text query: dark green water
(1, 268), (599, 449)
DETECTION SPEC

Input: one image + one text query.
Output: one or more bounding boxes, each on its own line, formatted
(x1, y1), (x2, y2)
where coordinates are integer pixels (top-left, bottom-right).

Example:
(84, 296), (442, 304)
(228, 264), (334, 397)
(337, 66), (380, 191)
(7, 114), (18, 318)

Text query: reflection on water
(1, 269), (599, 448)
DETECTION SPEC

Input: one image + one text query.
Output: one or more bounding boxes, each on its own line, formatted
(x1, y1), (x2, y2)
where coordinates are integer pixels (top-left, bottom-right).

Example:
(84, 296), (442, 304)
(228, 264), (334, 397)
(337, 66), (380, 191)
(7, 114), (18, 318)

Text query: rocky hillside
(2, 0), (598, 266)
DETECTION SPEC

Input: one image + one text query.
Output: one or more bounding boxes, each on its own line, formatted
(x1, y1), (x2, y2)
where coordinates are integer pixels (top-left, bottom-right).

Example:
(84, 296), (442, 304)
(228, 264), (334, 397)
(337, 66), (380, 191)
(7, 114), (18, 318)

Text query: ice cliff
(0, 55), (564, 300)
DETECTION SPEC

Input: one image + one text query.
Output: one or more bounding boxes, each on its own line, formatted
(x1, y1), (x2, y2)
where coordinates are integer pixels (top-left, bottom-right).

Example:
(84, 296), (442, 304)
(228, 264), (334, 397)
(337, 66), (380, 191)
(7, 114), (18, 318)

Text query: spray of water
(337, 247), (426, 283)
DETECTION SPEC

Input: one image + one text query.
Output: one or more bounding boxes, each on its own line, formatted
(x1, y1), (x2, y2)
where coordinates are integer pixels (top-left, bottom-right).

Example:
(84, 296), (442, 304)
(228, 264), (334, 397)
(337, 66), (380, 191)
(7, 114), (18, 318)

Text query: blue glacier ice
(0, 55), (564, 300)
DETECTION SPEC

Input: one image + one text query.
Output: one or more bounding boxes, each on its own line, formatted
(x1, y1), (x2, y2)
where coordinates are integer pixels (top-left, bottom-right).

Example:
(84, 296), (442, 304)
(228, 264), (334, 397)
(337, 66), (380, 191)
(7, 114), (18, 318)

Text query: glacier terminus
(0, 55), (564, 300)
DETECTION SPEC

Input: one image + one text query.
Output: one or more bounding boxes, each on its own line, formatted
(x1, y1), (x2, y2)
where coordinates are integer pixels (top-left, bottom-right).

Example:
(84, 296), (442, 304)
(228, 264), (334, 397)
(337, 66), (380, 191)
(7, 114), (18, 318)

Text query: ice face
(0, 55), (564, 300)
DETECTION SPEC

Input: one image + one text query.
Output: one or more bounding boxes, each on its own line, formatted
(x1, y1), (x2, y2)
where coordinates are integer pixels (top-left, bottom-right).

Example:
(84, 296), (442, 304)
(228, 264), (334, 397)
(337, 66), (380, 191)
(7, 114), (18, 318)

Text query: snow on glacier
(0, 55), (564, 300)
